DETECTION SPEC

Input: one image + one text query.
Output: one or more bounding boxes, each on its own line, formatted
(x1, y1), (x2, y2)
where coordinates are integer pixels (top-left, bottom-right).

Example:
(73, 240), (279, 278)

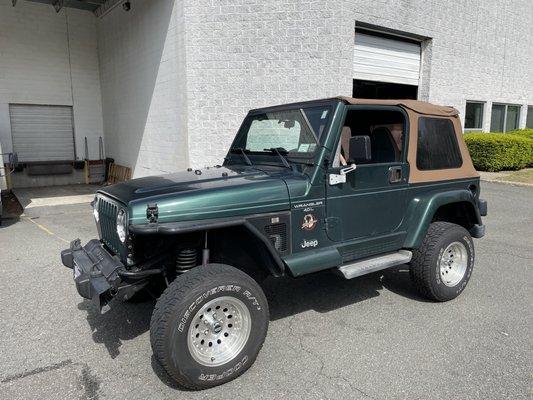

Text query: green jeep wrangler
(61, 97), (487, 389)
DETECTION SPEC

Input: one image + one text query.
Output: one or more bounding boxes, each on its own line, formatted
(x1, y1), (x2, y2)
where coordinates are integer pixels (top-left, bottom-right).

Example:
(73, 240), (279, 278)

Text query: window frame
(416, 116), (463, 171)
(228, 102), (335, 165)
(331, 105), (409, 168)
(464, 100), (485, 131)
(490, 103), (521, 132)
(527, 105), (533, 129)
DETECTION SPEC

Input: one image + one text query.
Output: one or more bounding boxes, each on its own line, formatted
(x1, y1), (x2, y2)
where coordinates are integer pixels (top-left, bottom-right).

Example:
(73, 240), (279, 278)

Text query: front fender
(129, 214), (287, 277)
(403, 189), (481, 248)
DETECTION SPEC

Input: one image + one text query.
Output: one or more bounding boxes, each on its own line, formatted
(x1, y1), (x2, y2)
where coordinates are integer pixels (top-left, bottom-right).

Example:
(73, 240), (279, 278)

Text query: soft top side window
(416, 117), (462, 170)
(335, 109), (406, 166)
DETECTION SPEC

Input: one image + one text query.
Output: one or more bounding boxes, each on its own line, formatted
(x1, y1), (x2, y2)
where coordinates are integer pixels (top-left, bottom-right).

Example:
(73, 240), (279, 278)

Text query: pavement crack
(340, 376), (379, 400)
(288, 316), (379, 400)
(1, 359), (73, 384)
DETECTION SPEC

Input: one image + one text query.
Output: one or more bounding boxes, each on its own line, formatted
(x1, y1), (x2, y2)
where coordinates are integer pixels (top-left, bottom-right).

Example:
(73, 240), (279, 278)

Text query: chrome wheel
(439, 241), (468, 287)
(187, 296), (251, 367)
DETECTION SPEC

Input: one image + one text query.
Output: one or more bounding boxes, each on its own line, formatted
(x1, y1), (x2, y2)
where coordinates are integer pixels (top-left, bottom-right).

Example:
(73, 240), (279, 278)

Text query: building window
(417, 117), (462, 170)
(490, 103), (521, 132)
(506, 105), (521, 131)
(464, 101), (484, 130)
(527, 106), (533, 129)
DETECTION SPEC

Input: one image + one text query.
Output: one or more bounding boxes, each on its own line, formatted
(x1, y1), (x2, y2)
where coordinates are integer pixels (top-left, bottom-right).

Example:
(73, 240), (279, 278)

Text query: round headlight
(116, 209), (127, 242)
(93, 198), (99, 222)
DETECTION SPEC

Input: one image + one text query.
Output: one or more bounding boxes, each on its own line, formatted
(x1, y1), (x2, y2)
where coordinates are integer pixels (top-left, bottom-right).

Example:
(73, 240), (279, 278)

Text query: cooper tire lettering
(151, 264), (268, 390)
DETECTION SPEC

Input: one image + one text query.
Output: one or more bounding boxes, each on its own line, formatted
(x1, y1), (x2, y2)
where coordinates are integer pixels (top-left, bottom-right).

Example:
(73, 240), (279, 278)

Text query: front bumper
(61, 239), (124, 310)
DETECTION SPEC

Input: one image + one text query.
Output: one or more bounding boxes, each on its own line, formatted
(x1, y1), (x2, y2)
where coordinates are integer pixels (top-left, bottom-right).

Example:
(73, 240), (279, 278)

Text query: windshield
(230, 105), (333, 162)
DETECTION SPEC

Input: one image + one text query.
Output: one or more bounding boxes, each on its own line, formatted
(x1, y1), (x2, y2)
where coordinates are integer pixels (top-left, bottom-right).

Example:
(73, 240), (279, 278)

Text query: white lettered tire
(410, 222), (475, 301)
(150, 264), (269, 389)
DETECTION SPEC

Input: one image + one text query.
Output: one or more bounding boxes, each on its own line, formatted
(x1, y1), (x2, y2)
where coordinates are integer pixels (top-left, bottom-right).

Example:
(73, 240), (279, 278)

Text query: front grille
(97, 195), (122, 255)
(264, 223), (288, 252)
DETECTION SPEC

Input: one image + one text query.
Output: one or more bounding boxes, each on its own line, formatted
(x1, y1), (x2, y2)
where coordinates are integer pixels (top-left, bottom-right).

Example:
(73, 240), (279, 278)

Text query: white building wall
(96, 0), (188, 178)
(181, 0), (532, 168)
(182, 0), (354, 168)
(0, 1), (104, 162)
(343, 0), (533, 131)
(93, 0), (531, 174)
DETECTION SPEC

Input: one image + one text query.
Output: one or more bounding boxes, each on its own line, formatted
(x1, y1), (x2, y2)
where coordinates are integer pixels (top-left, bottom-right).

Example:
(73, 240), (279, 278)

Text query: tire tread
(150, 264), (268, 390)
(410, 221), (467, 302)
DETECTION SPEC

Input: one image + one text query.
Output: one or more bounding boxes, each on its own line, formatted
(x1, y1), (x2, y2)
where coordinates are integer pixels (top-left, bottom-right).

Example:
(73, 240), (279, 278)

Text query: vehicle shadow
(263, 269), (382, 321)
(263, 263), (429, 321)
(77, 264), (428, 388)
(77, 297), (156, 359)
(379, 264), (432, 302)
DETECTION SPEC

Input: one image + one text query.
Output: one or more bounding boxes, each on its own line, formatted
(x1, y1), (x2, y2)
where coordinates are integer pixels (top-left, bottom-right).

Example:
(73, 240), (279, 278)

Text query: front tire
(150, 264), (269, 390)
(410, 222), (475, 301)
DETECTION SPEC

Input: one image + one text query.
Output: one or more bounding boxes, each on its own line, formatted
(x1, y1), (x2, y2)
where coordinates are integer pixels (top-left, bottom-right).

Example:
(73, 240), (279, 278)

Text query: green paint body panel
(402, 180), (482, 248)
(100, 166), (293, 224)
(96, 99), (484, 278)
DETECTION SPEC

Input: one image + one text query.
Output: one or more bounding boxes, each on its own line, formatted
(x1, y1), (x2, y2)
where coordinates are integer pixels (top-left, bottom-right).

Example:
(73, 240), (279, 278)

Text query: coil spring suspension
(176, 248), (198, 273)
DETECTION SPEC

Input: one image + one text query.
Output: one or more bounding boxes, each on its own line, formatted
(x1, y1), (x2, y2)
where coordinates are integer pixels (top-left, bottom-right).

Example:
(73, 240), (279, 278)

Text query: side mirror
(348, 136), (371, 164)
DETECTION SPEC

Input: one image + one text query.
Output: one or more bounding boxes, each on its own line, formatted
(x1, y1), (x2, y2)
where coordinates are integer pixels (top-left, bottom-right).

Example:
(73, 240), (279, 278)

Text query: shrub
(507, 129), (533, 140)
(464, 132), (533, 172)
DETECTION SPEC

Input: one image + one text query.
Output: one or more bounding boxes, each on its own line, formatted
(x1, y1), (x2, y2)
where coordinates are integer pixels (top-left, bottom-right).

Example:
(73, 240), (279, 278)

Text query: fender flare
(129, 216), (286, 276)
(403, 189), (481, 248)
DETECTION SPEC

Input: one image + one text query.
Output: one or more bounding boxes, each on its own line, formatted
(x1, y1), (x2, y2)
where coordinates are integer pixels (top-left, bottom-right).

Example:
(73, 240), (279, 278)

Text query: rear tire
(410, 222), (475, 301)
(150, 264), (269, 390)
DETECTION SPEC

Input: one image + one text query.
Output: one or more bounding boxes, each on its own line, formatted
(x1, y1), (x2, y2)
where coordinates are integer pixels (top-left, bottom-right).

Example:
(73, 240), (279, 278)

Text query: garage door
(9, 104), (75, 162)
(354, 33), (421, 86)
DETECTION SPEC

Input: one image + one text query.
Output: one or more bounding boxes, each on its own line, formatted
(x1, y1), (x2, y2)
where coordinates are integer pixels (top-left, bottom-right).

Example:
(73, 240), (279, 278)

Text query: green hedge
(508, 129), (533, 140)
(464, 132), (533, 172)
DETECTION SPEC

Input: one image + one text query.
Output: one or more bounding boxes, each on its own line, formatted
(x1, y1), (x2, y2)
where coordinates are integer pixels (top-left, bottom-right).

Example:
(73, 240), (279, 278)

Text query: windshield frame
(226, 99), (339, 166)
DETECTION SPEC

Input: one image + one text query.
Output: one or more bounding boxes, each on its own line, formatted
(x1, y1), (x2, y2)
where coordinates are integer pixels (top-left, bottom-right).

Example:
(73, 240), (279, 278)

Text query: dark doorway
(353, 80), (418, 100)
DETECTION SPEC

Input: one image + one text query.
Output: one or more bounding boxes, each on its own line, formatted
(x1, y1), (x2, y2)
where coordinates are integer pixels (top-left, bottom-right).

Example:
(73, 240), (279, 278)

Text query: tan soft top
(334, 96), (477, 183)
(336, 96), (459, 117)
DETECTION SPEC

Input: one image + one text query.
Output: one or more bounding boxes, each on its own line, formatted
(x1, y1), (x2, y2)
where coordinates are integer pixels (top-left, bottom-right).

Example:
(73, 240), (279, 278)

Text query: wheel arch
(207, 222), (286, 279)
(403, 189), (481, 248)
(130, 217), (287, 278)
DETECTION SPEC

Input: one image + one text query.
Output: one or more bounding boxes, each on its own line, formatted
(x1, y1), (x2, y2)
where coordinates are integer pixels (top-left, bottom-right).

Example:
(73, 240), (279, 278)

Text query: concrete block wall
(67, 8), (106, 159)
(96, 0), (189, 178)
(0, 2), (104, 163)
(4, 0), (529, 184)
(179, 0), (532, 168)
(95, 0), (531, 175)
(182, 0), (355, 168)
(348, 0), (533, 131)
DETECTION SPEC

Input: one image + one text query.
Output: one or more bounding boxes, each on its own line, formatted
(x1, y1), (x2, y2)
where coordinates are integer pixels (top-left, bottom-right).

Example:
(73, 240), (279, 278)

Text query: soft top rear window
(417, 117), (462, 170)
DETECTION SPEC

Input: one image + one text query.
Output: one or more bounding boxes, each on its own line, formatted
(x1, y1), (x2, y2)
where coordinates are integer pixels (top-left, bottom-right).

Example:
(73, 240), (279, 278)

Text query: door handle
(388, 166), (402, 183)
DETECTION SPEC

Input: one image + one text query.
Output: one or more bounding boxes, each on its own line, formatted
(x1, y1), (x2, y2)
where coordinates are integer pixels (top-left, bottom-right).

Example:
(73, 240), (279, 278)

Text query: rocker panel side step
(337, 250), (412, 279)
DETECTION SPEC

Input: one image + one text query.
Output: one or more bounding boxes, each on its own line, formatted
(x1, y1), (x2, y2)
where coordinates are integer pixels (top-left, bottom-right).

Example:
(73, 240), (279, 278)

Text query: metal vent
(264, 223), (287, 252)
(97, 196), (121, 255)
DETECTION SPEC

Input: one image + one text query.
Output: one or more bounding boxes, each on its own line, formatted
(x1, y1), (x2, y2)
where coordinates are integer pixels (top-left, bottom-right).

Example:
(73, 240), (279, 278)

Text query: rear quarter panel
(402, 178), (482, 248)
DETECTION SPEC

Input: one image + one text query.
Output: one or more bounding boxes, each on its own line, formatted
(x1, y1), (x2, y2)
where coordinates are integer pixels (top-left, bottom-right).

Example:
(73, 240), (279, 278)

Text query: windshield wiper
(229, 147), (253, 166)
(263, 147), (291, 169)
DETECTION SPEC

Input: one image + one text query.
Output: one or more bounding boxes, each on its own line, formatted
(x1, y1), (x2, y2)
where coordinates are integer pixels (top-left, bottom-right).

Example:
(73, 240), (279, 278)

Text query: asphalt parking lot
(0, 182), (531, 400)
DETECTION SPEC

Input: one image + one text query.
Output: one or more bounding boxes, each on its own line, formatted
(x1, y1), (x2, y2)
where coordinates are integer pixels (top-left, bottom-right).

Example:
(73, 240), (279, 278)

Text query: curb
(480, 177), (533, 187)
